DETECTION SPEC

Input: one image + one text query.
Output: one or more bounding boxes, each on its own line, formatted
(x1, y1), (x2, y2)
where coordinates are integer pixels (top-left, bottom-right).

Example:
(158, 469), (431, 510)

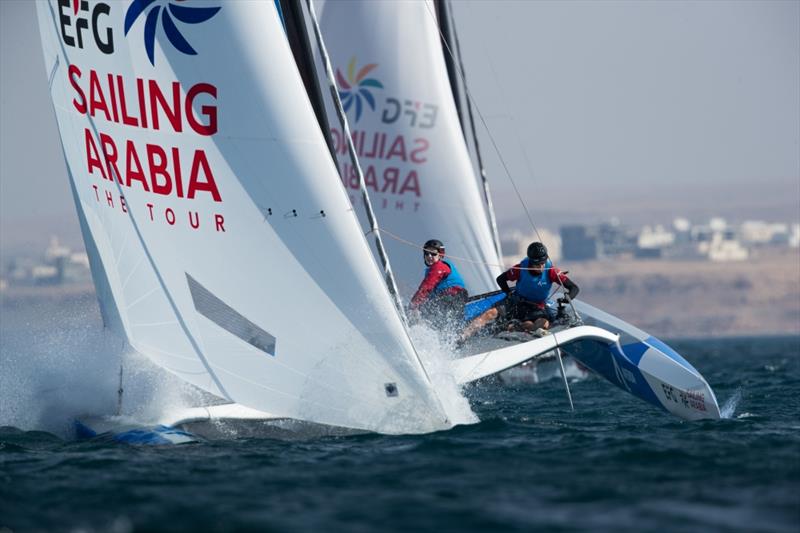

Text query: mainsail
(318, 0), (502, 298)
(35, 0), (451, 434)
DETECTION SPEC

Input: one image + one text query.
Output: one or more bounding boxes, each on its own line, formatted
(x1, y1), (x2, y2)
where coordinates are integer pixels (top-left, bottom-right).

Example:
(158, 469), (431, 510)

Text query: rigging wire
(424, 1), (542, 242)
(441, 0), (504, 263)
(378, 227), (560, 272)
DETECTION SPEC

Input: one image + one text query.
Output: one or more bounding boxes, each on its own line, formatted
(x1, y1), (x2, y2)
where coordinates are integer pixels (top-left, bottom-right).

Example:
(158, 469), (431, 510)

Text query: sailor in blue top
(496, 242), (580, 334)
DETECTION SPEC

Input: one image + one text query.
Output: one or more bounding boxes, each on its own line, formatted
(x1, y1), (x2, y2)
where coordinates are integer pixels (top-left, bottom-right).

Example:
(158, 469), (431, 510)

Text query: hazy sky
(1, 0), (798, 252)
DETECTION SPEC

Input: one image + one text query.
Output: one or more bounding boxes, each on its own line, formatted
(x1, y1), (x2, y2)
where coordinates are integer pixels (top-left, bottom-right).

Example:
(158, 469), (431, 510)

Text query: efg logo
(336, 56), (438, 128)
(125, 0), (221, 66)
(336, 57), (383, 122)
(56, 0), (220, 65)
(57, 0), (114, 54)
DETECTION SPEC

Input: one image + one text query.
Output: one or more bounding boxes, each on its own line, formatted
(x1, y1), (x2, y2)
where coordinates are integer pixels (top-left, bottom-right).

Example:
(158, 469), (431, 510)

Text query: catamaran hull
(571, 301), (721, 420)
(565, 337), (720, 420)
(455, 296), (721, 421)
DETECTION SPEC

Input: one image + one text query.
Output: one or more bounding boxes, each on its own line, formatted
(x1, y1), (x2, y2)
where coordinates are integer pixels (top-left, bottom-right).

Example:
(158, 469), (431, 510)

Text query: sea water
(1, 292), (798, 532)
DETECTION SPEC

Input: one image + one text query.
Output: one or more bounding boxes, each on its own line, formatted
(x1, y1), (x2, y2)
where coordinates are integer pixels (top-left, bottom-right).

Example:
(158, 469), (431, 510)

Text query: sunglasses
(423, 251), (439, 257)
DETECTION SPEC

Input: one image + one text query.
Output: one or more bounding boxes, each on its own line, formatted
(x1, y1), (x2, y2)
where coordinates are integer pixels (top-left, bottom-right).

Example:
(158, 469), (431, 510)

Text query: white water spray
(408, 323), (479, 427)
(0, 296), (207, 438)
(720, 388), (742, 419)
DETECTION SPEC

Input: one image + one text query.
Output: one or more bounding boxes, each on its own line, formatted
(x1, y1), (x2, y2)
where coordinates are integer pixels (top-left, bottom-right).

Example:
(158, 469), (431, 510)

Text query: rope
(378, 227), (560, 272)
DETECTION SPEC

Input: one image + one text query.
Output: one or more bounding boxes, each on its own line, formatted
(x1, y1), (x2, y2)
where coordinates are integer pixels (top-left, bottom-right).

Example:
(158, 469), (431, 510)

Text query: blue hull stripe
(464, 292), (507, 322)
(74, 421), (197, 445)
(567, 339), (664, 412)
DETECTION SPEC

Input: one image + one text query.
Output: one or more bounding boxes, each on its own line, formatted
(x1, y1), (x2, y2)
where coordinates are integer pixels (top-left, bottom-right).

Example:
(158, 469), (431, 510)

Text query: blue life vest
(514, 258), (554, 303)
(429, 260), (465, 294)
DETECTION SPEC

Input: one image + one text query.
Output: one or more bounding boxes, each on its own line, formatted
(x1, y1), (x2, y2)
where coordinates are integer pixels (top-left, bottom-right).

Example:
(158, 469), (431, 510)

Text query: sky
(1, 0), (798, 254)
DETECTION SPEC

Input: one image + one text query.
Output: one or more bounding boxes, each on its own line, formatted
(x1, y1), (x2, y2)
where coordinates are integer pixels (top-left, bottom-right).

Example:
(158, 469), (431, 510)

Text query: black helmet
(423, 239), (445, 254)
(527, 242), (548, 263)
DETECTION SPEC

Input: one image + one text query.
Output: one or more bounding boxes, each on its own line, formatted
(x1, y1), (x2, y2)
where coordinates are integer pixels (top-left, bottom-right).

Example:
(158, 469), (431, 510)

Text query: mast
(434, 0), (466, 137)
(436, 0), (503, 264)
(277, 0), (336, 161)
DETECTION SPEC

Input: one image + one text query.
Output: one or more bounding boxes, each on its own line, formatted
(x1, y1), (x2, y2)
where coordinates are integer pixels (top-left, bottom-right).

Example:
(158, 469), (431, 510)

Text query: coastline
(2, 249), (799, 339)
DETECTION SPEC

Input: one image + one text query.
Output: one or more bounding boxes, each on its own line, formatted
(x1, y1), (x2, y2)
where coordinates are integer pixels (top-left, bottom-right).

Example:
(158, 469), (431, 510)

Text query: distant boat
(34, 0), (719, 442)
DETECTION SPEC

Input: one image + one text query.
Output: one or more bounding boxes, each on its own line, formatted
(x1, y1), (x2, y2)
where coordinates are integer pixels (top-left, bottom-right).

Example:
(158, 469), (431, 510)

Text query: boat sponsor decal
(336, 57), (383, 122)
(330, 57), (439, 212)
(124, 0), (221, 66)
(659, 382), (708, 413)
(611, 351), (635, 393)
(53, 0), (228, 233)
(56, 0), (114, 54)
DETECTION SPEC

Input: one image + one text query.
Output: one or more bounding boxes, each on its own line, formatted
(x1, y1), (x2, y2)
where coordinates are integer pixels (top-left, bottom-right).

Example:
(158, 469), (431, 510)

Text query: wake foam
(408, 323), (479, 428)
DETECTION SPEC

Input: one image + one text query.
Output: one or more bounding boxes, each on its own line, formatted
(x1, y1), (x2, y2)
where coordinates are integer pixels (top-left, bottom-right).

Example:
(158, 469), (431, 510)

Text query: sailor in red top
(409, 239), (468, 330)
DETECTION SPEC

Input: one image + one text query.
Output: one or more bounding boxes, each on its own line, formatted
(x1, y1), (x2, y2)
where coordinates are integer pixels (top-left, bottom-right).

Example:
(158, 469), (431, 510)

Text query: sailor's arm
(496, 271), (511, 294)
(551, 268), (580, 300)
(496, 264), (521, 294)
(562, 278), (580, 300)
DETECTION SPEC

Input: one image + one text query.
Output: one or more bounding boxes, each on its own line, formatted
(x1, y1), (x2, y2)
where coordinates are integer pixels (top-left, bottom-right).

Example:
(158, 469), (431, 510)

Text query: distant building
(636, 225), (675, 258)
(693, 223), (749, 262)
(705, 234), (749, 262)
(740, 221), (791, 245)
(560, 220), (636, 261)
(560, 225), (598, 261)
(597, 220), (636, 257)
(2, 236), (90, 287)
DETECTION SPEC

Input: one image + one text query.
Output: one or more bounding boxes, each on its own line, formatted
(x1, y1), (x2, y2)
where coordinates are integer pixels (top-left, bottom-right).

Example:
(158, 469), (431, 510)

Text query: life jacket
(430, 259), (466, 294)
(514, 258), (553, 303)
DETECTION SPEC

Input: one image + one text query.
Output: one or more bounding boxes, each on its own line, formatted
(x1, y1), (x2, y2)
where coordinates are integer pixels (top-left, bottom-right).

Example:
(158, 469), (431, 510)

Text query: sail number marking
(660, 383), (707, 412)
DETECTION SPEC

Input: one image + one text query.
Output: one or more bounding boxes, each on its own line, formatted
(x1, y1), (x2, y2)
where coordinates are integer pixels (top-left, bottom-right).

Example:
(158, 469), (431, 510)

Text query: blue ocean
(1, 291), (798, 532)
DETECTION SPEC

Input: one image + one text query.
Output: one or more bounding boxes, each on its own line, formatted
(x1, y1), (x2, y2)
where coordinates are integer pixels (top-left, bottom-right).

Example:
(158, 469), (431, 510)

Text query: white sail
(319, 0), (502, 297)
(35, 0), (450, 434)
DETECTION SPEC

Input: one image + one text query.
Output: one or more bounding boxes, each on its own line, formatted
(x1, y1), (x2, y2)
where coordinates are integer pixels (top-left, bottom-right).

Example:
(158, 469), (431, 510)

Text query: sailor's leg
(460, 307), (498, 341)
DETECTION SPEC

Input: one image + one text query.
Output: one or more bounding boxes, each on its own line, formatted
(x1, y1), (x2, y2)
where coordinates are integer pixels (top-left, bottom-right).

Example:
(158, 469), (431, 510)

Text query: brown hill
(572, 248), (800, 338)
